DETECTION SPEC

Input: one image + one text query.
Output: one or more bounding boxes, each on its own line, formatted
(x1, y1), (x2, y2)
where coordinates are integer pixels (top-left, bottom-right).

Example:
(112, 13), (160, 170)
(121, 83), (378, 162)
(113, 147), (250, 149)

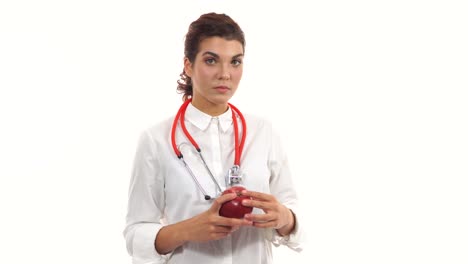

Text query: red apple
(219, 186), (253, 218)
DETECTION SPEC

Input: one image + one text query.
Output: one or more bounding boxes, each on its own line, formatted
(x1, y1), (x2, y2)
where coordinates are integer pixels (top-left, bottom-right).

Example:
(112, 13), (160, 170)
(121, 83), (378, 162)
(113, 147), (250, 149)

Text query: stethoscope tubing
(170, 99), (247, 200)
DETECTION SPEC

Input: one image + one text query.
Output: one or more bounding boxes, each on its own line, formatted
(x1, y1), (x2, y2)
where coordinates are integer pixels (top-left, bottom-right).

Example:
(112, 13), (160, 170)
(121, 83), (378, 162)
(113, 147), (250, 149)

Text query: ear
(184, 57), (193, 77)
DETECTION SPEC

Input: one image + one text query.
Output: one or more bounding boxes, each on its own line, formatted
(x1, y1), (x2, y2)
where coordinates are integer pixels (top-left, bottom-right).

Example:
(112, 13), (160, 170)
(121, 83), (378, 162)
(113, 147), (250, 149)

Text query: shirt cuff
(270, 210), (304, 252)
(132, 223), (171, 264)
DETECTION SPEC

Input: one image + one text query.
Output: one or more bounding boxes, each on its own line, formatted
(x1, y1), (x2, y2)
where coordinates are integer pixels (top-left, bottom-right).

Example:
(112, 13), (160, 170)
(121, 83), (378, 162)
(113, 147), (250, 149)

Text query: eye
(231, 59), (242, 66)
(205, 58), (216, 65)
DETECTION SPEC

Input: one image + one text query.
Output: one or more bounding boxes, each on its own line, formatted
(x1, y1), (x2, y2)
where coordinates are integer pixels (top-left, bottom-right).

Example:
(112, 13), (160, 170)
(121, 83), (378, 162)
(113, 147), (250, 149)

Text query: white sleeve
(266, 122), (306, 252)
(123, 130), (171, 264)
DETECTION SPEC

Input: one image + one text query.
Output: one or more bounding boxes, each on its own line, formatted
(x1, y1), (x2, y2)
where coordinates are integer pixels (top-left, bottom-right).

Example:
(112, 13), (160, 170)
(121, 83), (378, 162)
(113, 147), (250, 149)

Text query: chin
(209, 94), (233, 105)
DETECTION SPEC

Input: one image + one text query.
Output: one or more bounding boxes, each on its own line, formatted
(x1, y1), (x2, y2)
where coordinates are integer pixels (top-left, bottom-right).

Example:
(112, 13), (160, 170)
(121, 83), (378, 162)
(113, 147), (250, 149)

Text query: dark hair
(177, 13), (245, 101)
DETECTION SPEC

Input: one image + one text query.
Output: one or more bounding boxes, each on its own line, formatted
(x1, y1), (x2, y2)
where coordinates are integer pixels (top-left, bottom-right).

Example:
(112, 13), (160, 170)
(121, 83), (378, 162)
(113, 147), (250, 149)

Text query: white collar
(184, 103), (233, 133)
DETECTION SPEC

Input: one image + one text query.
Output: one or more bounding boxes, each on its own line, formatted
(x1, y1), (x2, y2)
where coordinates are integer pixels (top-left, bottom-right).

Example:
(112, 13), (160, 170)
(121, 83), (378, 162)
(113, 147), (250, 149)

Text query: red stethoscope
(170, 99), (247, 200)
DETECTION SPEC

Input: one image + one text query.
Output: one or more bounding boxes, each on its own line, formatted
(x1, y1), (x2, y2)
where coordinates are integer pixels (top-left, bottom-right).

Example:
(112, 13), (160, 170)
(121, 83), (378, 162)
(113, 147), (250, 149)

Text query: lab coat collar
(185, 103), (233, 133)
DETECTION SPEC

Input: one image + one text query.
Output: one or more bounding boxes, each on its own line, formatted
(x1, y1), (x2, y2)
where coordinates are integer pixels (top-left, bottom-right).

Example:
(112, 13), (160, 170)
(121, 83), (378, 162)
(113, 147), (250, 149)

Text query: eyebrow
(202, 51), (244, 59)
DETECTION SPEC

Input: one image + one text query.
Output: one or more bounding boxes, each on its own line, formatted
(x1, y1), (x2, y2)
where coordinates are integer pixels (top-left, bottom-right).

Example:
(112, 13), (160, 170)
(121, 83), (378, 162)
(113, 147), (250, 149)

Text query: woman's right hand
(184, 192), (253, 242)
(155, 193), (253, 254)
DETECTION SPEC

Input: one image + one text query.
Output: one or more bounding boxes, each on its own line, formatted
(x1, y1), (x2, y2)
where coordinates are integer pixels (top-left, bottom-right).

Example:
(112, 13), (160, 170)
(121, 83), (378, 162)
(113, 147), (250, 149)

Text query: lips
(214, 86), (230, 93)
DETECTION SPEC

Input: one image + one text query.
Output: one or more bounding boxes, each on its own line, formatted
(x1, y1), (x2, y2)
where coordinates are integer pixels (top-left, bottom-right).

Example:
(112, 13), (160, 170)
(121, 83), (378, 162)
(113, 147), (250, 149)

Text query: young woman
(124, 12), (304, 263)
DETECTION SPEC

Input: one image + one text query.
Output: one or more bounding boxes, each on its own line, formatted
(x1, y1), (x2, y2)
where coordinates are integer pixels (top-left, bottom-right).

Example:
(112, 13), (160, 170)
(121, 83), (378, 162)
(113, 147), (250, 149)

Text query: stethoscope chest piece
(227, 165), (243, 186)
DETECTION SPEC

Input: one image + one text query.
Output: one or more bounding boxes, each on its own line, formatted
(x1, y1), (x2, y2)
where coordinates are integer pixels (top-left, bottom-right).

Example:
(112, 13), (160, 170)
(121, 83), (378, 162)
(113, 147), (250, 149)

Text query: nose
(218, 64), (230, 80)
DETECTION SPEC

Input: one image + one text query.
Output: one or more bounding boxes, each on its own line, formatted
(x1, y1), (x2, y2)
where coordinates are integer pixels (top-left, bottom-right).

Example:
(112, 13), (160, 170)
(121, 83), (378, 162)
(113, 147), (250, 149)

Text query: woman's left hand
(241, 190), (295, 236)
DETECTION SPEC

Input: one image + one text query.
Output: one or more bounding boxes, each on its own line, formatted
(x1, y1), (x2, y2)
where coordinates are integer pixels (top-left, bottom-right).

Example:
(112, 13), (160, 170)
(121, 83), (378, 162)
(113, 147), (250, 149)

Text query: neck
(191, 100), (228, 117)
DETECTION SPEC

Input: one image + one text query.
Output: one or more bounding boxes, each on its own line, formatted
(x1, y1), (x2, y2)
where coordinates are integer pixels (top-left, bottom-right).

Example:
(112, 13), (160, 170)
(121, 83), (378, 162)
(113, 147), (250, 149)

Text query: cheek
(232, 68), (243, 82)
(195, 67), (216, 82)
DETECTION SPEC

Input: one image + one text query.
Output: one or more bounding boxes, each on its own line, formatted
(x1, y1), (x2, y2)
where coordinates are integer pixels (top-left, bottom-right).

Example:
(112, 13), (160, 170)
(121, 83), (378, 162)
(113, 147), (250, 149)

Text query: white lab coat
(124, 103), (305, 263)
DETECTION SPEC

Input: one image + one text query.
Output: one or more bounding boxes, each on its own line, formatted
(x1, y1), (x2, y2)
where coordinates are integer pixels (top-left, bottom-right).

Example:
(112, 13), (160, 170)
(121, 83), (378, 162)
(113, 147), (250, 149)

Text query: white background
(1, 0), (467, 263)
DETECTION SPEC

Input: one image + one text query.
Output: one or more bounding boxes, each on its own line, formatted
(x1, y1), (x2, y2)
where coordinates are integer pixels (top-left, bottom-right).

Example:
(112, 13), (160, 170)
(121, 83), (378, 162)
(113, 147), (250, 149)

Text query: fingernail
(242, 200), (249, 205)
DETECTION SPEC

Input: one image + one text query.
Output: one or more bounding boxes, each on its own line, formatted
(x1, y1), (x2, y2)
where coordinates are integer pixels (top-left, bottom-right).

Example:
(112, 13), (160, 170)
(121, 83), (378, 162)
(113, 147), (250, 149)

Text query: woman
(124, 12), (304, 263)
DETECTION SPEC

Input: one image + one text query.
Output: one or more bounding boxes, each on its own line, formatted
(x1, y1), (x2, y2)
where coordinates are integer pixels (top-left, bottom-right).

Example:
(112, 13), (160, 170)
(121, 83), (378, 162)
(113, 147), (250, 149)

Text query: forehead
(197, 36), (244, 57)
